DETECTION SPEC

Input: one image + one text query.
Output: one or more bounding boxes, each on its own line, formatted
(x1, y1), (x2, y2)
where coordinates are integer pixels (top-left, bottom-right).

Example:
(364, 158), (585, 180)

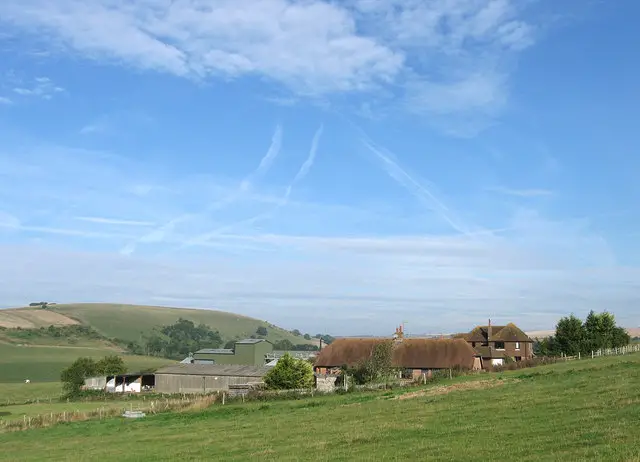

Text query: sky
(0, 0), (639, 336)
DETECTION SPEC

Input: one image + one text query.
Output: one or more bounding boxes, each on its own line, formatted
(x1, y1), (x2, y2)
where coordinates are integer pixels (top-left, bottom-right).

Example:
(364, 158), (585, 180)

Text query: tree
(224, 340), (236, 349)
(291, 329), (302, 336)
(273, 339), (294, 351)
(554, 315), (585, 356)
(60, 357), (98, 394)
(263, 353), (314, 390)
(96, 355), (127, 376)
(303, 333), (311, 340)
(348, 341), (395, 385)
(256, 326), (268, 336)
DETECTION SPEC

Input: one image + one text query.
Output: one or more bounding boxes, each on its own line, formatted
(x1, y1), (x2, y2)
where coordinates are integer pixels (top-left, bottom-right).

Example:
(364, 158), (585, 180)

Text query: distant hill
(0, 303), (319, 347)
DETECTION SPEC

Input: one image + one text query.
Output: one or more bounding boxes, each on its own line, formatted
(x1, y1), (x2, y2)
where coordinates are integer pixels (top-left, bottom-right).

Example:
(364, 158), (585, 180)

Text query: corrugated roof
(195, 348), (234, 355)
(155, 364), (272, 377)
(314, 338), (476, 370)
(236, 338), (270, 344)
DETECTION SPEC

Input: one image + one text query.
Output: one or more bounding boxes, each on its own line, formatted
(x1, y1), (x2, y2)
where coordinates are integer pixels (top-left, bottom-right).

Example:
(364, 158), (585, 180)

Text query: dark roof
(473, 346), (507, 358)
(236, 338), (270, 345)
(155, 364), (271, 377)
(314, 338), (476, 370)
(465, 323), (532, 343)
(195, 348), (234, 355)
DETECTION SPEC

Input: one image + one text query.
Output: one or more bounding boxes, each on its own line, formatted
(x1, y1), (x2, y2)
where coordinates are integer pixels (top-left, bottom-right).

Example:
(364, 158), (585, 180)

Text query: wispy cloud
(488, 187), (555, 197)
(0, 138), (636, 334)
(0, 96), (12, 105)
(362, 137), (471, 236)
(120, 124), (284, 256)
(0, 0), (541, 128)
(74, 216), (155, 227)
(283, 124), (324, 202)
(178, 124), (324, 250)
(12, 76), (64, 100)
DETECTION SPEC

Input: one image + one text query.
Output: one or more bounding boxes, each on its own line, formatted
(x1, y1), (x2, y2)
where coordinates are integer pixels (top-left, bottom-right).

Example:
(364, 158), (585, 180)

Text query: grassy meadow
(0, 343), (174, 383)
(2, 353), (640, 461)
(4, 303), (317, 346)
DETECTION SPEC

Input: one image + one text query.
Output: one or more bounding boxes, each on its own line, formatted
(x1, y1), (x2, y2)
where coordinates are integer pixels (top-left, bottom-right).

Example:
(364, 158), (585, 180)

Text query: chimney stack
(487, 318), (492, 341)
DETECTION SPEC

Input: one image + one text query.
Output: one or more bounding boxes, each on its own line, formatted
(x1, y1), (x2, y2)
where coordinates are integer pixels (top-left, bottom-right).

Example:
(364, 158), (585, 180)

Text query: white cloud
(12, 76), (64, 100)
(0, 0), (539, 123)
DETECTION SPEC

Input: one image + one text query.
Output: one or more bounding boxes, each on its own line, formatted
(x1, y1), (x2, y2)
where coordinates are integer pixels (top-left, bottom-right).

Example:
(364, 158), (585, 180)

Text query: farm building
(192, 338), (274, 366)
(154, 364), (271, 394)
(313, 335), (480, 378)
(83, 372), (155, 393)
(460, 321), (534, 368)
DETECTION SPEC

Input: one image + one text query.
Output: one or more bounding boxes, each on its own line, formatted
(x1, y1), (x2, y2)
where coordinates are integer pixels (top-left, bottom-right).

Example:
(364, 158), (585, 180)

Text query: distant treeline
(0, 324), (106, 345)
(124, 318), (334, 360)
(534, 311), (630, 356)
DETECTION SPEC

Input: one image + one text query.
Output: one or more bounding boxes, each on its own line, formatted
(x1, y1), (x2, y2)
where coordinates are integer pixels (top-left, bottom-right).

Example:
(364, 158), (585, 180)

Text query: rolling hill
(0, 303), (319, 347)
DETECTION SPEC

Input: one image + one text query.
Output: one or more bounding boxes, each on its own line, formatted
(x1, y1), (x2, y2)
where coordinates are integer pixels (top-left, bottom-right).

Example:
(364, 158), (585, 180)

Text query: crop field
(2, 353), (639, 461)
(0, 343), (174, 383)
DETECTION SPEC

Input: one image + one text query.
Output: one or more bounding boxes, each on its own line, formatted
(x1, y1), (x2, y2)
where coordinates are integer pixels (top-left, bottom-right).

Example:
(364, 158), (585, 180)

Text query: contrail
(119, 124), (283, 256)
(361, 138), (470, 236)
(283, 124), (323, 202)
(178, 125), (324, 250)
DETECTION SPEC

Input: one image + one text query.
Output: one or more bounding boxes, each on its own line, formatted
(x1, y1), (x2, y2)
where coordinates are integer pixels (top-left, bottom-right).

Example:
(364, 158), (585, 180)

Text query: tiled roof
(314, 338), (476, 369)
(465, 323), (532, 343)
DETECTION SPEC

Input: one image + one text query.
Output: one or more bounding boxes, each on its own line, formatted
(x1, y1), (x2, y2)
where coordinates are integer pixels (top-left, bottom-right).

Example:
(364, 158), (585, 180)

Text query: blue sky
(0, 0), (638, 336)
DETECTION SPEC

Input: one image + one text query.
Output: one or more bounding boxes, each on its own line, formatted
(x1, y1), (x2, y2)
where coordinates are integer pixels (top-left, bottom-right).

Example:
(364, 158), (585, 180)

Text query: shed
(154, 364), (271, 394)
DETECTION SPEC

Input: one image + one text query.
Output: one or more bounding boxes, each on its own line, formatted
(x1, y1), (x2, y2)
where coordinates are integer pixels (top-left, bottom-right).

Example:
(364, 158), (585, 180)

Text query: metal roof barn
(154, 364), (271, 394)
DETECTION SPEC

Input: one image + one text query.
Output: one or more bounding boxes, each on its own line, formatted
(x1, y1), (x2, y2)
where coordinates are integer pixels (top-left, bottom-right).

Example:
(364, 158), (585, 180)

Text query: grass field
(0, 343), (174, 383)
(1, 303), (317, 346)
(0, 382), (62, 404)
(2, 353), (639, 461)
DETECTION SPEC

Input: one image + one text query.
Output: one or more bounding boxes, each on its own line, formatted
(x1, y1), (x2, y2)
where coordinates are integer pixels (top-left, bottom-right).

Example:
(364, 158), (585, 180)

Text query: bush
(60, 357), (98, 395)
(263, 353), (314, 390)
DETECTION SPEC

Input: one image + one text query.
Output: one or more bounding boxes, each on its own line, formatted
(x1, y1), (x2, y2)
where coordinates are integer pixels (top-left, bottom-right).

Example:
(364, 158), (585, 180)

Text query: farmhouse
(154, 364), (270, 394)
(461, 321), (534, 368)
(313, 336), (479, 377)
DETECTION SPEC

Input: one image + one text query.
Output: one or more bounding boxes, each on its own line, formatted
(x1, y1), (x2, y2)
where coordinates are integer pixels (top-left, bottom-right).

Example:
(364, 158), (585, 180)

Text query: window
(495, 341), (505, 350)
(472, 342), (476, 347)
(515, 342), (520, 350)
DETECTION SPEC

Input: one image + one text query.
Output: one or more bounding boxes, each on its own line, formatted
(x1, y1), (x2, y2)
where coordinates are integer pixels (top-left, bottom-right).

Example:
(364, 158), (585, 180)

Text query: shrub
(264, 353), (314, 390)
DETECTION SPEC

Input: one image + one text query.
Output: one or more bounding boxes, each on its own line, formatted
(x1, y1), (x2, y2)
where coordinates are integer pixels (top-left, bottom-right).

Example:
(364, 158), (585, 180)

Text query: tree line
(535, 310), (630, 357)
(125, 319), (334, 360)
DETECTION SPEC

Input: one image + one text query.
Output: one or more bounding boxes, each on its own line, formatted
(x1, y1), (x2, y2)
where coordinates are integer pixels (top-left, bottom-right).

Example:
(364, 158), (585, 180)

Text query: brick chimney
(487, 319), (492, 341)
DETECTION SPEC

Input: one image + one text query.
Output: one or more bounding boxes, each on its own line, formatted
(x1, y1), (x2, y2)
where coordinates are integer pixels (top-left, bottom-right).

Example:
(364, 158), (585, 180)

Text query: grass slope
(13, 303), (316, 346)
(2, 354), (640, 461)
(0, 344), (174, 383)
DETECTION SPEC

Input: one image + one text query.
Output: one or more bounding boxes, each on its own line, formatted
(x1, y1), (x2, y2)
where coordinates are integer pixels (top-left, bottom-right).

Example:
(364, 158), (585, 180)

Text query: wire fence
(559, 343), (640, 361)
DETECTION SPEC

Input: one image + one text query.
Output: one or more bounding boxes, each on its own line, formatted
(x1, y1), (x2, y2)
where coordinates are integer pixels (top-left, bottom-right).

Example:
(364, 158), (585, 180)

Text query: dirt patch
(394, 379), (516, 400)
(0, 309), (79, 329)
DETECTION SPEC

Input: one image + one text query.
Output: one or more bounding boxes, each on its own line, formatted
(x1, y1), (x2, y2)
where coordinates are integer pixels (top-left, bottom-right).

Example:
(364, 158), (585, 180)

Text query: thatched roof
(314, 338), (476, 370)
(465, 323), (532, 343)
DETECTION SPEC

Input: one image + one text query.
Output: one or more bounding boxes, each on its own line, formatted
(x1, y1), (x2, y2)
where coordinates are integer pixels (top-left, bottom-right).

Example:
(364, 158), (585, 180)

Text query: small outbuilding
(154, 364), (271, 394)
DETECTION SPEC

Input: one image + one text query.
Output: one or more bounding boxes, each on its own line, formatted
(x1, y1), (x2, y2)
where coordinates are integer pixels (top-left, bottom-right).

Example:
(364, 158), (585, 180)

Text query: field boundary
(559, 344), (640, 361)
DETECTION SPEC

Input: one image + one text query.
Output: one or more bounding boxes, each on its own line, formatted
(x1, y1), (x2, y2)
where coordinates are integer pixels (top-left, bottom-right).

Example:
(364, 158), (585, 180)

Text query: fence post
(591, 351), (594, 359)
(578, 352), (581, 360)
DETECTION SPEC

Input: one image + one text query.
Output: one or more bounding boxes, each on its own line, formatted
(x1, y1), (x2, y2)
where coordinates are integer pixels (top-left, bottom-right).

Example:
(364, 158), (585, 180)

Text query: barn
(154, 364), (271, 394)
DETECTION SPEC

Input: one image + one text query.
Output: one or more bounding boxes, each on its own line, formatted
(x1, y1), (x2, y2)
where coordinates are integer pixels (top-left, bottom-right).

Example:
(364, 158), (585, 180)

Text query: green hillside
(0, 343), (173, 383)
(2, 353), (640, 460)
(4, 303), (318, 346)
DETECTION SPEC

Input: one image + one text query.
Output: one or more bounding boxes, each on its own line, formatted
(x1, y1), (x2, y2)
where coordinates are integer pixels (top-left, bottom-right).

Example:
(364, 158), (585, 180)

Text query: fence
(560, 344), (640, 361)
